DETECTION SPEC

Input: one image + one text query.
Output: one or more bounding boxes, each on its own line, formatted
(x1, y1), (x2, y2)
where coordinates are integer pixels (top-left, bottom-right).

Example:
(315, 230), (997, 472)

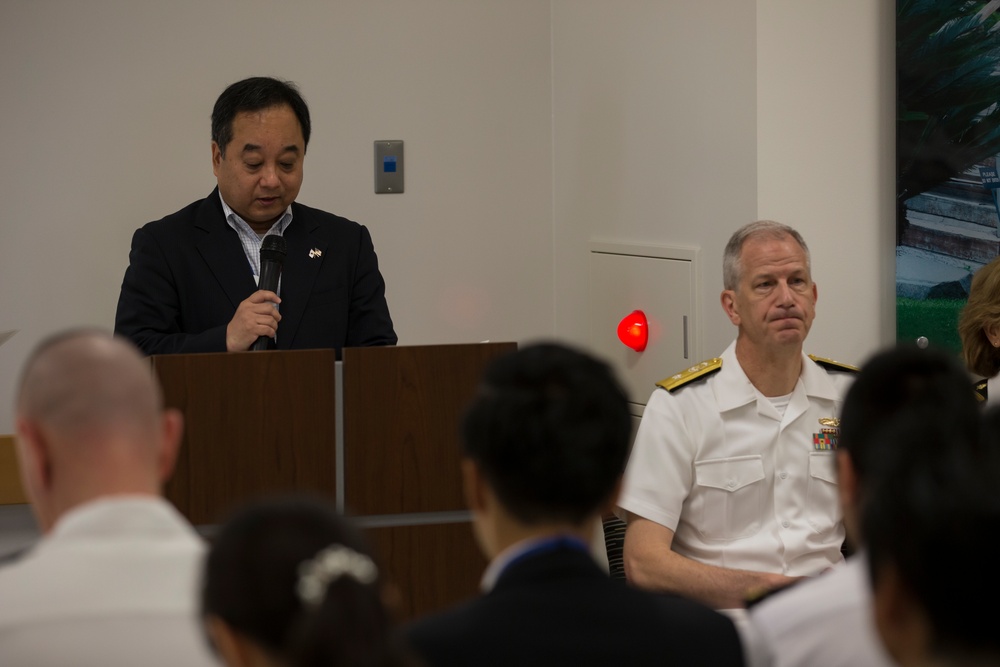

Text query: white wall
(757, 0), (896, 366)
(0, 0), (554, 432)
(552, 1), (758, 360)
(0, 1), (894, 433)
(553, 0), (893, 373)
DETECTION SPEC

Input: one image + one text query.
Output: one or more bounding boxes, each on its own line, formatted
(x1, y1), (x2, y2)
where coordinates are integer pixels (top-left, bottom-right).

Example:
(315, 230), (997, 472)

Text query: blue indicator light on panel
(374, 140), (403, 193)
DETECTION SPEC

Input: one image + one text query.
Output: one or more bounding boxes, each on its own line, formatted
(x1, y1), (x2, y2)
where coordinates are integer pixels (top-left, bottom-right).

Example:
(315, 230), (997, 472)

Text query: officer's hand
(226, 290), (281, 351)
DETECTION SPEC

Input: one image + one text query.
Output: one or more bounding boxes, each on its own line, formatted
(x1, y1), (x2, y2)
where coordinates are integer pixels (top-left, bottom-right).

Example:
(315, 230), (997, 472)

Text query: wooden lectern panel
(156, 350), (338, 525)
(342, 343), (516, 516)
(367, 521), (487, 622)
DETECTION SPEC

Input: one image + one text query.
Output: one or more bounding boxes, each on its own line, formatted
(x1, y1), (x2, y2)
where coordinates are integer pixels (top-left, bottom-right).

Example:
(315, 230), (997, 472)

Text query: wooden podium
(153, 342), (516, 620)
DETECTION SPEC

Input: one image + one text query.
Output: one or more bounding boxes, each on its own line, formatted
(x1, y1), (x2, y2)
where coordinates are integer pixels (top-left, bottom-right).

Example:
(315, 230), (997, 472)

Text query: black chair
(601, 514), (628, 581)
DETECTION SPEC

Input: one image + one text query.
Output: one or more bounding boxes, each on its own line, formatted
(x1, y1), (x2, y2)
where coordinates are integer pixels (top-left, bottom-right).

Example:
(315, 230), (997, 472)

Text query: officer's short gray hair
(722, 221), (811, 291)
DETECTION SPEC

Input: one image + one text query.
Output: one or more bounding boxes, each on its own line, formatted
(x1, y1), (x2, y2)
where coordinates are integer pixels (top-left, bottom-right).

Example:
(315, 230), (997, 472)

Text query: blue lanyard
(502, 535), (590, 573)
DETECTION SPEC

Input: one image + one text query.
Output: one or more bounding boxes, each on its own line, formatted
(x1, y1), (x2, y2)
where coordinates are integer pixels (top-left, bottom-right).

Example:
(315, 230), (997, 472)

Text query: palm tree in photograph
(897, 0), (1000, 243)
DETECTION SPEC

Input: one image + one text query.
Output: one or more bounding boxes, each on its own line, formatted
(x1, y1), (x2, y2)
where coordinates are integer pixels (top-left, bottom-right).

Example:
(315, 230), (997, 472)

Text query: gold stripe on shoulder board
(808, 354), (859, 373)
(974, 380), (988, 402)
(656, 358), (723, 392)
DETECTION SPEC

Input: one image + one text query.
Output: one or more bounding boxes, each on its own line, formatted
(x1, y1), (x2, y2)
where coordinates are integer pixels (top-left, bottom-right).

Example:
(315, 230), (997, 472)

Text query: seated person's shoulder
(807, 354), (859, 375)
(974, 378), (988, 403)
(655, 357), (723, 394)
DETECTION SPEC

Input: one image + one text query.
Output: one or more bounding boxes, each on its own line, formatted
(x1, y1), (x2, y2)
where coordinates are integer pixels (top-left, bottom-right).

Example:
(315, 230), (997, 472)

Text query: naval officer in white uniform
(618, 220), (856, 611)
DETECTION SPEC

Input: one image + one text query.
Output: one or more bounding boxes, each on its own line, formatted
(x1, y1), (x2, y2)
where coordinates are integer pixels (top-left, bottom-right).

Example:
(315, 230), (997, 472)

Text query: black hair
(211, 76), (311, 155)
(461, 342), (632, 526)
(838, 343), (978, 485)
(201, 495), (408, 667)
(858, 350), (1000, 660)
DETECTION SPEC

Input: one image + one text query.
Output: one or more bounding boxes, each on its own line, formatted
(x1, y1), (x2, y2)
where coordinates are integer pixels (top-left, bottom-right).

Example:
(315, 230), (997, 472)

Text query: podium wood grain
(342, 343), (516, 516)
(154, 343), (514, 619)
(156, 350), (338, 524)
(367, 521), (488, 621)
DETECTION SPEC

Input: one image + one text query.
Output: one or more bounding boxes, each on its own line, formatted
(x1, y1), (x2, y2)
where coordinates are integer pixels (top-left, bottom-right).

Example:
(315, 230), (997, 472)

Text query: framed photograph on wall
(896, 1), (1000, 353)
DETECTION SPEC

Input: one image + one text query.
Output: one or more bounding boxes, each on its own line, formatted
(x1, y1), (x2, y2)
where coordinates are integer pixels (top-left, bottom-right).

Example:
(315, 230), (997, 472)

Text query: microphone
(251, 234), (287, 351)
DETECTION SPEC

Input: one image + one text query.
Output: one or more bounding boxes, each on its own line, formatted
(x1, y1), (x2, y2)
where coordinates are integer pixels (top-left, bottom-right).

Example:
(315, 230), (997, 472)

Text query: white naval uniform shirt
(744, 552), (893, 667)
(618, 341), (854, 576)
(0, 497), (215, 667)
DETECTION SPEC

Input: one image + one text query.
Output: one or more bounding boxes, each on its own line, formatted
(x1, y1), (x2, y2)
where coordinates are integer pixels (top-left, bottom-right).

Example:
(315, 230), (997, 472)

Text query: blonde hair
(958, 256), (1000, 378)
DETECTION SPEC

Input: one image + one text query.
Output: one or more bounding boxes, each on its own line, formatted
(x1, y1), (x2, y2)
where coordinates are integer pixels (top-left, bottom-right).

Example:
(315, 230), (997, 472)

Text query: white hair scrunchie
(296, 545), (378, 607)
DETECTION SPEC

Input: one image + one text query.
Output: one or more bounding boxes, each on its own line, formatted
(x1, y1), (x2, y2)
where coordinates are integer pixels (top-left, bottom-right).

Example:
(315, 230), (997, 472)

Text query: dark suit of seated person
(114, 76), (396, 355)
(403, 342), (745, 667)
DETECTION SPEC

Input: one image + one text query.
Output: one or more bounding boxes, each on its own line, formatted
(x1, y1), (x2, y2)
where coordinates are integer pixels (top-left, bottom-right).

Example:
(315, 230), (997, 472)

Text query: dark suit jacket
(404, 546), (745, 667)
(114, 189), (396, 355)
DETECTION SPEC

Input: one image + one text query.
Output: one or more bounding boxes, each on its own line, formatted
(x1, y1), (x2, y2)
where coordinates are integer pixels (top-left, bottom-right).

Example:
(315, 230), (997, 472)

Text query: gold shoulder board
(974, 379), (988, 403)
(656, 358), (723, 393)
(808, 354), (859, 373)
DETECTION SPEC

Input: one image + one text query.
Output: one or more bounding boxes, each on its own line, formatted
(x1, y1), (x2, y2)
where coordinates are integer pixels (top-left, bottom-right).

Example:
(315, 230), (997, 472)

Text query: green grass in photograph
(896, 297), (965, 355)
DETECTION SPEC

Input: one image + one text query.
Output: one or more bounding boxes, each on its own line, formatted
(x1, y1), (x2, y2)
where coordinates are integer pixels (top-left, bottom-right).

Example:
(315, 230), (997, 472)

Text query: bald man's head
(17, 330), (163, 441)
(14, 330), (182, 531)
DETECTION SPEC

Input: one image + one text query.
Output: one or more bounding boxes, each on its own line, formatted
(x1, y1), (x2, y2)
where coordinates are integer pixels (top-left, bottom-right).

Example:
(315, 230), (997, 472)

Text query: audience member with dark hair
(0, 329), (214, 666)
(404, 342), (744, 666)
(746, 344), (979, 667)
(201, 495), (410, 667)
(864, 400), (1000, 666)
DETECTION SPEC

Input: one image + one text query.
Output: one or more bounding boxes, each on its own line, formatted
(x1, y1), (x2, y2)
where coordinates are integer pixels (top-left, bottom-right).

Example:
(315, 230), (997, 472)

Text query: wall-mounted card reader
(374, 140), (404, 194)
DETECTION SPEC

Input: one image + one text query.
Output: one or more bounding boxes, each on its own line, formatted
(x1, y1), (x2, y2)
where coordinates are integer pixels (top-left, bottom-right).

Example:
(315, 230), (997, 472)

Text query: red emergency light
(617, 310), (648, 352)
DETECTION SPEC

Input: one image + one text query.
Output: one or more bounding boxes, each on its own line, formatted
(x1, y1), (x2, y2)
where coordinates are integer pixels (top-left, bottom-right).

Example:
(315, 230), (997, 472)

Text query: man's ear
(721, 290), (740, 326)
(157, 408), (184, 484)
(14, 417), (52, 499)
(211, 142), (223, 177)
(14, 417), (56, 532)
(461, 457), (499, 559)
(461, 458), (488, 513)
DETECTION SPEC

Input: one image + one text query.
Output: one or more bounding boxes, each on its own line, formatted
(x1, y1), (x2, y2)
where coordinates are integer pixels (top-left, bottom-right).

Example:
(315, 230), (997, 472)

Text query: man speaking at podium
(115, 76), (396, 355)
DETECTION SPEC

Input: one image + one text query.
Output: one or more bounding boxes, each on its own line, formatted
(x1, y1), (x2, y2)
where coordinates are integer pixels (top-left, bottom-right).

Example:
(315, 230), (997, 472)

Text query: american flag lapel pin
(308, 248), (323, 259)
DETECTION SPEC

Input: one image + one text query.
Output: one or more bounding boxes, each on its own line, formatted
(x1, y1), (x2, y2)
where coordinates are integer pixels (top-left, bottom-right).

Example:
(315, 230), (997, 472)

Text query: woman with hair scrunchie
(200, 495), (415, 667)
